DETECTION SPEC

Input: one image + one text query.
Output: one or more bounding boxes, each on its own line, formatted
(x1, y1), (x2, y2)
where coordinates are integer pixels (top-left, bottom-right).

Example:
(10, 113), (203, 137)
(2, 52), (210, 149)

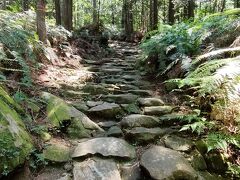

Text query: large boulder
(72, 137), (136, 160)
(0, 87), (33, 174)
(120, 114), (160, 129)
(73, 158), (121, 180)
(140, 146), (197, 180)
(41, 92), (104, 138)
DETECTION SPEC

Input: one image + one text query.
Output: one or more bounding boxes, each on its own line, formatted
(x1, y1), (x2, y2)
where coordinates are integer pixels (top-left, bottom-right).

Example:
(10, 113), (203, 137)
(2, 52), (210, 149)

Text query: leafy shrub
(0, 11), (40, 86)
(141, 9), (240, 73)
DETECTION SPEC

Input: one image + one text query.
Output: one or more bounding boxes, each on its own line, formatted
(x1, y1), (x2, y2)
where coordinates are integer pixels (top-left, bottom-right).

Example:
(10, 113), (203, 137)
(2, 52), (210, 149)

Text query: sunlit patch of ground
(36, 64), (94, 89)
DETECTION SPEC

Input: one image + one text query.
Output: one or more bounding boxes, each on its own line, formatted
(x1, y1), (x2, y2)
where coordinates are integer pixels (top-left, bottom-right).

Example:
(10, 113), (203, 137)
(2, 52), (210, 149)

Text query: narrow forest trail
(33, 41), (225, 180)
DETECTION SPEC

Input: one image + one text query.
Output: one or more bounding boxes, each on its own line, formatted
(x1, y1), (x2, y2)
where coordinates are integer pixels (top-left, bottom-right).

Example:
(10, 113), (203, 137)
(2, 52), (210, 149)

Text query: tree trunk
(188, 0), (195, 20)
(168, 0), (175, 25)
(37, 0), (47, 44)
(124, 0), (134, 41)
(63, 0), (73, 30)
(22, 0), (29, 11)
(220, 0), (226, 12)
(54, 0), (61, 25)
(93, 0), (98, 24)
(236, 0), (240, 8)
(152, 0), (158, 30)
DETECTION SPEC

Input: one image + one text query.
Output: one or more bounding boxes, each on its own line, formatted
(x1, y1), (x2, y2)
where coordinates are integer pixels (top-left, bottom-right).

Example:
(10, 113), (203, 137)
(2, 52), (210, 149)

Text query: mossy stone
(43, 144), (71, 163)
(0, 88), (33, 174)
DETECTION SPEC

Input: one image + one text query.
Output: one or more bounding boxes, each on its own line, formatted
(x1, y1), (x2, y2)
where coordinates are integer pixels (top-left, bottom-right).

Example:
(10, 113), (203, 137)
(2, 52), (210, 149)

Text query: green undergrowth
(140, 8), (240, 73)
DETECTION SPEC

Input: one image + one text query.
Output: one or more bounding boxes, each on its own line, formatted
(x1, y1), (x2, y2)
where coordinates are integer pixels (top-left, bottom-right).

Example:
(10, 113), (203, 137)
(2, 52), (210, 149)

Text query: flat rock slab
(86, 101), (104, 107)
(72, 137), (136, 159)
(120, 114), (160, 129)
(88, 102), (123, 118)
(103, 94), (138, 104)
(107, 126), (123, 137)
(138, 98), (165, 107)
(163, 135), (194, 152)
(128, 90), (153, 96)
(102, 68), (123, 74)
(73, 158), (121, 180)
(143, 106), (173, 116)
(140, 146), (197, 180)
(98, 121), (117, 128)
(125, 127), (171, 143)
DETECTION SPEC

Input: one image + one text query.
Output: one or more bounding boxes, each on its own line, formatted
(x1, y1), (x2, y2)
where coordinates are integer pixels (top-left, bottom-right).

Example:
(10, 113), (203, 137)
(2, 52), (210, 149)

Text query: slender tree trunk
(153, 0), (158, 30)
(93, 0), (98, 24)
(63, 0), (73, 30)
(163, 0), (166, 23)
(125, 0), (134, 41)
(149, 0), (153, 30)
(2, 0), (6, 9)
(236, 0), (240, 8)
(22, 0), (29, 11)
(54, 0), (61, 25)
(168, 0), (175, 25)
(220, 0), (226, 12)
(188, 0), (195, 20)
(37, 0), (47, 44)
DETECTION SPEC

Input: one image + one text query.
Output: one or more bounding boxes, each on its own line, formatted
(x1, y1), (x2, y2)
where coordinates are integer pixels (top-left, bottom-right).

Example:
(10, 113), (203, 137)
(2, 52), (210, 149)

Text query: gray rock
(86, 101), (104, 107)
(128, 90), (153, 96)
(118, 84), (139, 91)
(122, 75), (140, 81)
(71, 102), (89, 113)
(107, 126), (123, 137)
(163, 135), (194, 152)
(143, 106), (173, 116)
(121, 104), (141, 114)
(126, 127), (170, 143)
(120, 114), (160, 129)
(103, 93), (138, 104)
(82, 84), (109, 95)
(120, 162), (141, 180)
(98, 121), (117, 128)
(73, 158), (121, 180)
(137, 98), (165, 107)
(88, 102), (123, 118)
(140, 146), (197, 180)
(102, 68), (123, 74)
(72, 137), (136, 159)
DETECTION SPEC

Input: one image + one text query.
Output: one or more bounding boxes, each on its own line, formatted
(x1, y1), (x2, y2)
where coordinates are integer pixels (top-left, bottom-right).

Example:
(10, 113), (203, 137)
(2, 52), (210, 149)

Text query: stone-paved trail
(35, 41), (225, 180)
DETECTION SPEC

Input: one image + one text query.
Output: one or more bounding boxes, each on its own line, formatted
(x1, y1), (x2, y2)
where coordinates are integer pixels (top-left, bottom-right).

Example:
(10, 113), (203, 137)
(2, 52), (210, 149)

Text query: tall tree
(63, 0), (73, 30)
(235, 0), (240, 8)
(22, 0), (29, 11)
(54, 0), (61, 25)
(168, 0), (175, 25)
(150, 0), (158, 30)
(188, 0), (195, 19)
(124, 0), (134, 41)
(37, 0), (47, 43)
(93, 0), (98, 24)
